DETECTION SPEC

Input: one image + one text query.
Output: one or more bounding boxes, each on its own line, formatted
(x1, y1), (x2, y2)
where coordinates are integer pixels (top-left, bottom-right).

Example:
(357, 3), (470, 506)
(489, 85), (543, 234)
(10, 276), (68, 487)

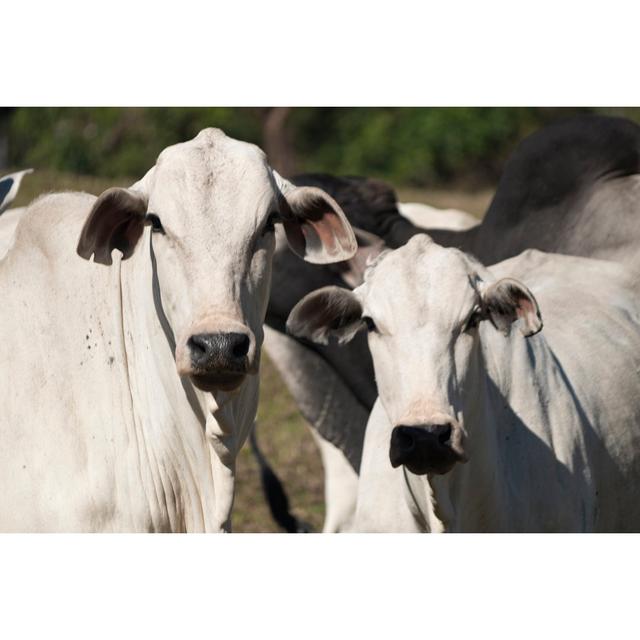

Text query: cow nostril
(231, 334), (250, 359)
(395, 427), (416, 452)
(188, 335), (207, 357)
(187, 332), (251, 371)
(437, 424), (452, 445)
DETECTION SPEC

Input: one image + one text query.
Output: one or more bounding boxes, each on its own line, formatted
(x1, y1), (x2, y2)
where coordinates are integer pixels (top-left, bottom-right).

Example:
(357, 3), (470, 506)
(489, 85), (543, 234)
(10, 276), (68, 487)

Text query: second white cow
(288, 235), (640, 532)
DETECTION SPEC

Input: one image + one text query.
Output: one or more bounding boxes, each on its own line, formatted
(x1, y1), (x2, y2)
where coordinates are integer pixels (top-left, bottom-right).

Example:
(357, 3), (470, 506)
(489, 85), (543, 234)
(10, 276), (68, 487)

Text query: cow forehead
(153, 128), (273, 198)
(158, 127), (266, 165)
(361, 236), (482, 322)
(142, 128), (277, 236)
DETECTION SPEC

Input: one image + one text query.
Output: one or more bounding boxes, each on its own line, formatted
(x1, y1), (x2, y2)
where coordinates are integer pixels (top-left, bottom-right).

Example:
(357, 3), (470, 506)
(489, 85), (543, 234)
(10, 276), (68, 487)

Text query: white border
(0, 534), (637, 638)
(2, 1), (639, 636)
(3, 1), (640, 105)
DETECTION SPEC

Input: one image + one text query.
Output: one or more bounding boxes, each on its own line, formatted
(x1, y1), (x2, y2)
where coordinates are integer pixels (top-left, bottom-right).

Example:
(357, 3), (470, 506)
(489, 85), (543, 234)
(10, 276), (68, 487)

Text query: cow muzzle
(177, 321), (257, 392)
(389, 419), (467, 475)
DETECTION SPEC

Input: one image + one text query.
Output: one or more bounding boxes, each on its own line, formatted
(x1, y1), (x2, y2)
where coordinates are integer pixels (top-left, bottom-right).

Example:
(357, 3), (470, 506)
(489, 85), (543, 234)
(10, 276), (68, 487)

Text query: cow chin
(188, 371), (247, 392)
(397, 447), (460, 476)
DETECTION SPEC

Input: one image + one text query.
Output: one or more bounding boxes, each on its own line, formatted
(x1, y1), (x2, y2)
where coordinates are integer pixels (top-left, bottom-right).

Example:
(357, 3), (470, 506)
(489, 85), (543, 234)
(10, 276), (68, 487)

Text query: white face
(77, 128), (357, 393)
(357, 237), (482, 472)
(146, 131), (278, 391)
(287, 234), (542, 475)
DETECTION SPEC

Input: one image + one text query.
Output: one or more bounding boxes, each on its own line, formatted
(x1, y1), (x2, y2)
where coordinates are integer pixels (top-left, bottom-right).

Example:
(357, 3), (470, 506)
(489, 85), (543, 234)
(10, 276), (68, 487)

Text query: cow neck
(419, 328), (558, 533)
(402, 467), (445, 533)
(115, 229), (239, 532)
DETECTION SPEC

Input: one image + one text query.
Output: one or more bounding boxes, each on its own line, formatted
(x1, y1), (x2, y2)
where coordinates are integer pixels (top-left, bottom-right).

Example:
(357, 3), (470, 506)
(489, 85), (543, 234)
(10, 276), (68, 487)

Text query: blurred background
(3, 107), (639, 186)
(4, 106), (639, 531)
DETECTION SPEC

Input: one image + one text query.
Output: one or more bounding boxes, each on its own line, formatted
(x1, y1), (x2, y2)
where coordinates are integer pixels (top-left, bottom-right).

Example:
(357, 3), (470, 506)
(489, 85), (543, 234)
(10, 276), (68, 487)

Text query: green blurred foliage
(290, 107), (544, 185)
(5, 107), (261, 178)
(5, 107), (639, 186)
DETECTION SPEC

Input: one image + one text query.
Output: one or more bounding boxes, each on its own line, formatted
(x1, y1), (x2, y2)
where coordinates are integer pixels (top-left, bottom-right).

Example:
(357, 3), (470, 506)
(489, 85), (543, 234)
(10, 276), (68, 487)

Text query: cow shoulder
(485, 115), (640, 226)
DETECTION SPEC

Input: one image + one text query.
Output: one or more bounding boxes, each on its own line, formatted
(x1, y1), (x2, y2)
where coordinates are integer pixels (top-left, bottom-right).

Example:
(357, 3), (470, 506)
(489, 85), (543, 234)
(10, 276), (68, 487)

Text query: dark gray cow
(364, 115), (640, 270)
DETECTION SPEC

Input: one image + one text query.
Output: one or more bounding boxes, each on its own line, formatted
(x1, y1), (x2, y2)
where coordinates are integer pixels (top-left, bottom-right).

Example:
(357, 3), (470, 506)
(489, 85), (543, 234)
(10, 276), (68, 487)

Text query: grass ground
(9, 168), (492, 532)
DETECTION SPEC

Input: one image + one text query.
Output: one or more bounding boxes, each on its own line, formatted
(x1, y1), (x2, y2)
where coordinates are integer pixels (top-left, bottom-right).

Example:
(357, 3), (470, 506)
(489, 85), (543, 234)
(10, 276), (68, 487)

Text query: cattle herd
(1, 114), (640, 532)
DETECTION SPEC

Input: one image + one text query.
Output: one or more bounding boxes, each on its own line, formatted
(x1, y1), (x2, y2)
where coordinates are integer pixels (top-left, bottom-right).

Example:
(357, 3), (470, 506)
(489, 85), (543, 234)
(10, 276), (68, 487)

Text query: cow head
(77, 128), (357, 392)
(287, 234), (542, 475)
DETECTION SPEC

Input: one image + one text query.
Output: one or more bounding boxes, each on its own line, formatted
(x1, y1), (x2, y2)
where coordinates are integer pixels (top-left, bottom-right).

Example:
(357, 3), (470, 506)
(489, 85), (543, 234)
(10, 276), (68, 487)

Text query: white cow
(0, 128), (356, 532)
(263, 198), (477, 532)
(305, 204), (477, 531)
(288, 235), (640, 532)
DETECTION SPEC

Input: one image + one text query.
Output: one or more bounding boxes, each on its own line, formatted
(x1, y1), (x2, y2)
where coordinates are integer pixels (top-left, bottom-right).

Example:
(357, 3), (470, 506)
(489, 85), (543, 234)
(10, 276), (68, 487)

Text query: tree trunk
(261, 107), (297, 177)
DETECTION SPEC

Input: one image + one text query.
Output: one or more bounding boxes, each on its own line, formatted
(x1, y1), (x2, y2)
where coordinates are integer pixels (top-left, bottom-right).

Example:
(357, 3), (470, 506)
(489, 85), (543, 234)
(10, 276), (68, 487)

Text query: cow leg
(309, 430), (359, 532)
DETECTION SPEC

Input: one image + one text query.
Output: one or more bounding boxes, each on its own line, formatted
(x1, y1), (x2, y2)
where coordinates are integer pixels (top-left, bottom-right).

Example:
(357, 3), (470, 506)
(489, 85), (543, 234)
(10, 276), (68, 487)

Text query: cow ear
(76, 187), (148, 265)
(280, 186), (358, 265)
(286, 286), (364, 345)
(481, 278), (543, 337)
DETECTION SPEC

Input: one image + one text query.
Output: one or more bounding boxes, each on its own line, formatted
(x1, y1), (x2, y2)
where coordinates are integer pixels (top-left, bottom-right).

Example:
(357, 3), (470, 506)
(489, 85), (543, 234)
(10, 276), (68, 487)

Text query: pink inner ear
(302, 213), (342, 256)
(283, 189), (357, 264)
(284, 201), (358, 264)
(516, 297), (535, 320)
(514, 289), (542, 336)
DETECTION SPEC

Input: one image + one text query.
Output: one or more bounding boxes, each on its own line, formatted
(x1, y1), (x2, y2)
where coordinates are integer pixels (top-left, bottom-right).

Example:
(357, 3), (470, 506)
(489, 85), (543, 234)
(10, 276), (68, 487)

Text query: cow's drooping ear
(329, 228), (387, 289)
(287, 286), (364, 345)
(276, 176), (357, 264)
(481, 278), (543, 337)
(76, 188), (148, 265)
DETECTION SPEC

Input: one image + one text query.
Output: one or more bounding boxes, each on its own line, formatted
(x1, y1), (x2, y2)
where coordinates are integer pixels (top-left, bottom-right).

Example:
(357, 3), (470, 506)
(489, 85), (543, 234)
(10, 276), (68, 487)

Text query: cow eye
(262, 211), (279, 236)
(464, 307), (483, 332)
(363, 316), (377, 333)
(146, 213), (164, 234)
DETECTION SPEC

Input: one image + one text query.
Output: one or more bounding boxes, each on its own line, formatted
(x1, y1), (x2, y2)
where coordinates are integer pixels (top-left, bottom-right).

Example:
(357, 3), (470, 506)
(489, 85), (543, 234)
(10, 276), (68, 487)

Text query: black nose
(389, 423), (457, 476)
(188, 332), (250, 372)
